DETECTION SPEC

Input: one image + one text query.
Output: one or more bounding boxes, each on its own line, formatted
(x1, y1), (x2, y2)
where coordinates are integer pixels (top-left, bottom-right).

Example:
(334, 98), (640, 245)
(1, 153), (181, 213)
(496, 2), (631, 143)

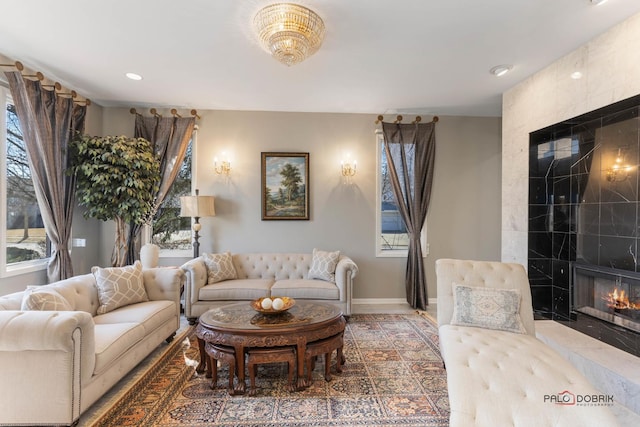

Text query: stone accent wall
(502, 12), (640, 267)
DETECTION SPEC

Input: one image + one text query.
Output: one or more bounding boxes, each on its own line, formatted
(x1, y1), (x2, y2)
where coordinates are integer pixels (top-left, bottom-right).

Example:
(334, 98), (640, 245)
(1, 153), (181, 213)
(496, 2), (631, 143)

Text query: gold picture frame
(261, 152), (309, 220)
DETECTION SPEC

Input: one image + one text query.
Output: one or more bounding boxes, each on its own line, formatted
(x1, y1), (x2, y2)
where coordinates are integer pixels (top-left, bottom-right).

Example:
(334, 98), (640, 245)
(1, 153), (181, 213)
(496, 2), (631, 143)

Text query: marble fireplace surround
(502, 13), (640, 418)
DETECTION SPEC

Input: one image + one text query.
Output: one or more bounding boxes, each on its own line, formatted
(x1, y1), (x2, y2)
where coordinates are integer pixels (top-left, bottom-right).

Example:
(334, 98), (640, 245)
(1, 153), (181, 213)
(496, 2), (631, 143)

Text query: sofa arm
(180, 257), (208, 319)
(143, 267), (184, 303)
(0, 310), (94, 352)
(335, 256), (358, 315)
(0, 310), (96, 424)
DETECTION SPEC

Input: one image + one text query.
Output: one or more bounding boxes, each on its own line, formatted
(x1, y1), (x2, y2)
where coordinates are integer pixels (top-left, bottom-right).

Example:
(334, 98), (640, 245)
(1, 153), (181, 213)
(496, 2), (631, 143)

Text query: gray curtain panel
(125, 114), (195, 264)
(381, 121), (436, 310)
(5, 71), (87, 282)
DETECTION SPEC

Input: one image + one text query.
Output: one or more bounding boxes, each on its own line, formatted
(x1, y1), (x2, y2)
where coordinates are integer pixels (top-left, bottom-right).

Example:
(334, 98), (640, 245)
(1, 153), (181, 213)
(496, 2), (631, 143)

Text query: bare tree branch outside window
(5, 102), (47, 263)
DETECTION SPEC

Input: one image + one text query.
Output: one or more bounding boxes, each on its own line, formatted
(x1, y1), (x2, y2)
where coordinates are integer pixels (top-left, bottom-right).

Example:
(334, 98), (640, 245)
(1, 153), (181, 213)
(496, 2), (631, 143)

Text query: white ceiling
(1, 0), (640, 117)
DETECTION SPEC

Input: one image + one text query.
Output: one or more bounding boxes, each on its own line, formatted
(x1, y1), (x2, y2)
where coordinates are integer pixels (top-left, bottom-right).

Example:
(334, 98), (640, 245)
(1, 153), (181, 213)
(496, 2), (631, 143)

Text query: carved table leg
(287, 357), (296, 392)
(324, 352), (333, 381)
(210, 355), (218, 387)
(196, 337), (207, 374)
(336, 345), (344, 373)
(296, 341), (308, 390)
(234, 345), (246, 395)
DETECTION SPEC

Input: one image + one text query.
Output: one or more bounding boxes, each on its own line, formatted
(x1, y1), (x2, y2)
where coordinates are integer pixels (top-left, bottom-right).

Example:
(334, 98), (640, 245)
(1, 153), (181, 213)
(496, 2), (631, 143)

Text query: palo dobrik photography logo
(544, 390), (576, 405)
(544, 390), (614, 407)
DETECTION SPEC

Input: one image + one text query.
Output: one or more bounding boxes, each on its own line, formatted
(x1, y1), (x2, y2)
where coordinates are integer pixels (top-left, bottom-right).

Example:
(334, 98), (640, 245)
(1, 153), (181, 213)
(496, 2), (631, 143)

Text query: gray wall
(97, 108), (502, 302)
(1, 105), (501, 301)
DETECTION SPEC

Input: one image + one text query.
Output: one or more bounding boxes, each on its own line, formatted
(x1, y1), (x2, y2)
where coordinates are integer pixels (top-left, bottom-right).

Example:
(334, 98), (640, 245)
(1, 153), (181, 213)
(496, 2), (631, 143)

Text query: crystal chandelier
(253, 3), (325, 66)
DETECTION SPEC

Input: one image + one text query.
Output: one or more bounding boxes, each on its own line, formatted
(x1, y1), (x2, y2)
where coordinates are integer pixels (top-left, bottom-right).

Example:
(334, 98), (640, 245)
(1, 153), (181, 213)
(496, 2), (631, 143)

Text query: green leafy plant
(69, 134), (160, 267)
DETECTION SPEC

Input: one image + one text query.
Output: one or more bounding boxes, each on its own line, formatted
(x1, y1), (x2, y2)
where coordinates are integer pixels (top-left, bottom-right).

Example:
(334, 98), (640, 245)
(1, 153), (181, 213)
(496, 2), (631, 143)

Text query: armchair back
(435, 258), (535, 336)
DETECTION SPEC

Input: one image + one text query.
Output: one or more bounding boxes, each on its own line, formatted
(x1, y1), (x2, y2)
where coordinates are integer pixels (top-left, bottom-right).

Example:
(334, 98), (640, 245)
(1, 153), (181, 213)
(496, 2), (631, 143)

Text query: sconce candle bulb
(341, 159), (357, 177)
(214, 156), (232, 176)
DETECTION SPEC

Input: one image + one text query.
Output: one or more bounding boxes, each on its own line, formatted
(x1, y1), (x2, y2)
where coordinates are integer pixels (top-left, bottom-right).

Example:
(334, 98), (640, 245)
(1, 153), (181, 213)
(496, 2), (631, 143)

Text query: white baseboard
(353, 298), (437, 306)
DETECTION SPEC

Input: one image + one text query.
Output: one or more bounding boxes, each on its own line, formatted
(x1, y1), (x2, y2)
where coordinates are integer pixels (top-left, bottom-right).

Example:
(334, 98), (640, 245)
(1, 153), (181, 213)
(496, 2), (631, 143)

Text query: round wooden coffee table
(195, 301), (346, 394)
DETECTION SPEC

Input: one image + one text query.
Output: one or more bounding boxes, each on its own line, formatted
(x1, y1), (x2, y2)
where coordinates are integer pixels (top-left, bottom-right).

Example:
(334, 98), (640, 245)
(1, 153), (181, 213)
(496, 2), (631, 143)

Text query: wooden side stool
(204, 342), (237, 395)
(305, 332), (344, 382)
(247, 346), (296, 396)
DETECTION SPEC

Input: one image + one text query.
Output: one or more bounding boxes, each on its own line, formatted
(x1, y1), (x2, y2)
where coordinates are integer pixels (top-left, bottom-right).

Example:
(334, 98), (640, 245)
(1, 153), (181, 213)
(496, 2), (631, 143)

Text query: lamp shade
(179, 195), (216, 218)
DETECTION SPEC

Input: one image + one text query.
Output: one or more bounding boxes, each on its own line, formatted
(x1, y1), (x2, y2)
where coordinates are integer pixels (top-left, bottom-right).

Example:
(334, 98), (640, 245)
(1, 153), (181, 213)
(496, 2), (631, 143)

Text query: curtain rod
(375, 114), (439, 124)
(0, 57), (91, 106)
(130, 107), (200, 119)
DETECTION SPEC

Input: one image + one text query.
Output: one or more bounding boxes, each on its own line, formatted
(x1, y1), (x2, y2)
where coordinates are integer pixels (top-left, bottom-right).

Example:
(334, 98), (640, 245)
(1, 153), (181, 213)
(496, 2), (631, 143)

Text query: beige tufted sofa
(0, 267), (183, 427)
(436, 258), (618, 427)
(181, 252), (358, 324)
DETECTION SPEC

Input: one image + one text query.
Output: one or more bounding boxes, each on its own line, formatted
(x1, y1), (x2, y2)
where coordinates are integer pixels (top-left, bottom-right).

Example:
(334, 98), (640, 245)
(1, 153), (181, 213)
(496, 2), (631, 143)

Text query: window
(1, 86), (50, 276)
(150, 139), (193, 255)
(375, 131), (427, 257)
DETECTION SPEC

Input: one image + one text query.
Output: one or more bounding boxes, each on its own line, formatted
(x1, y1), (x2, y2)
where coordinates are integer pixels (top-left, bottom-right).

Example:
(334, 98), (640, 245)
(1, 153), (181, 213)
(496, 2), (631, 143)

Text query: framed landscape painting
(261, 152), (309, 220)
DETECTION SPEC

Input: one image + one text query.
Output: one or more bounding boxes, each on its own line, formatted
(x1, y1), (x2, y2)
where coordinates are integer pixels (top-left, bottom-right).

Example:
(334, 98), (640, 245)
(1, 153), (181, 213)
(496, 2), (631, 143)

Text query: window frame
(0, 85), (49, 277)
(375, 130), (427, 258)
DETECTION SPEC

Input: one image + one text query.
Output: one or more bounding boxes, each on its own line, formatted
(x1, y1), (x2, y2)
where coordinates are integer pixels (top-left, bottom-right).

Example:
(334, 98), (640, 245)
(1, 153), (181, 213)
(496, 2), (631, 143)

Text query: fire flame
(605, 288), (639, 310)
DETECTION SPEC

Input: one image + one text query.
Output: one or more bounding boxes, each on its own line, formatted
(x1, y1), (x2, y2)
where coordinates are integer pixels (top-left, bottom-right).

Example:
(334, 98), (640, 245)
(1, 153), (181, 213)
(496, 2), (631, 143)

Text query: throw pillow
(203, 252), (237, 284)
(308, 248), (340, 282)
(21, 286), (73, 311)
(92, 261), (148, 315)
(451, 284), (526, 334)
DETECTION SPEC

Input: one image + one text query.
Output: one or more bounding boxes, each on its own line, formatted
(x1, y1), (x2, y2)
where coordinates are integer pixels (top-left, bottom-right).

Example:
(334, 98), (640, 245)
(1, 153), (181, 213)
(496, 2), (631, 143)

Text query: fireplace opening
(574, 264), (640, 335)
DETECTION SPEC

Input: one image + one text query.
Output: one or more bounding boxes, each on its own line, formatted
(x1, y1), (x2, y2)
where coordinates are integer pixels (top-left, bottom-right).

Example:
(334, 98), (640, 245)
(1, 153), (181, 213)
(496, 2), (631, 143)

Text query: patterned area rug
(89, 313), (449, 426)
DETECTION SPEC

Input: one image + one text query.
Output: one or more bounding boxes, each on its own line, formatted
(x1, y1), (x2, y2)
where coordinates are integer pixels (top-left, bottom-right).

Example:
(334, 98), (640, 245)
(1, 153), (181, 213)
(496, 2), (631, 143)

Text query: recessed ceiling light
(490, 65), (513, 77)
(125, 72), (143, 81)
(590, 0), (609, 6)
(571, 71), (583, 80)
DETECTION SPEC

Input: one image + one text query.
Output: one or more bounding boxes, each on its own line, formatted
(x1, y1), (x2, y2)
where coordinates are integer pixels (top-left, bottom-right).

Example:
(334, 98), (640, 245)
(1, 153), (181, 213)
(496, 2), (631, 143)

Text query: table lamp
(179, 189), (216, 258)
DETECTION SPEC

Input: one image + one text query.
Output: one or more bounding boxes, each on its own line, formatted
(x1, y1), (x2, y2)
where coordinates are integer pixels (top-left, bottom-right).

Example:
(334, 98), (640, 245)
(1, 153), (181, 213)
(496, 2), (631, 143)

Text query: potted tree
(69, 134), (160, 267)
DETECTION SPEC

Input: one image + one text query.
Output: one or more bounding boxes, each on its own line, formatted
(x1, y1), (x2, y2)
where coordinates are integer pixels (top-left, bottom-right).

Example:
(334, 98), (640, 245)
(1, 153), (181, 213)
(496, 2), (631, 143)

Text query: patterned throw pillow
(92, 261), (148, 314)
(21, 287), (73, 311)
(203, 252), (237, 284)
(451, 284), (526, 334)
(308, 248), (340, 282)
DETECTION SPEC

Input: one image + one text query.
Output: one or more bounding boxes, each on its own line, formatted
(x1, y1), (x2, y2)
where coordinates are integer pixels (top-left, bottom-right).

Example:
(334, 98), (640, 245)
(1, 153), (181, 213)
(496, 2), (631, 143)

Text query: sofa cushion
(93, 322), (145, 375)
(308, 248), (340, 282)
(199, 278), (273, 300)
(93, 300), (176, 335)
(92, 261), (148, 315)
(203, 252), (237, 284)
(271, 279), (340, 300)
(451, 283), (526, 334)
(20, 287), (73, 311)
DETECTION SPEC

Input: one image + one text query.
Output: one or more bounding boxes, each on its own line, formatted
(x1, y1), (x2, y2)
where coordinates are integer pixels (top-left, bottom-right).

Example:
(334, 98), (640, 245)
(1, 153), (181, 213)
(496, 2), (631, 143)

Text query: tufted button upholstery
(180, 252), (358, 321)
(436, 259), (618, 427)
(232, 253), (313, 280)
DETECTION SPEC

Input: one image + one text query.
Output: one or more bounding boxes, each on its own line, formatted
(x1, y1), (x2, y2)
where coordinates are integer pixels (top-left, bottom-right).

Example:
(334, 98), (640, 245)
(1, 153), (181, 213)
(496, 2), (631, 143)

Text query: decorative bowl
(251, 296), (295, 314)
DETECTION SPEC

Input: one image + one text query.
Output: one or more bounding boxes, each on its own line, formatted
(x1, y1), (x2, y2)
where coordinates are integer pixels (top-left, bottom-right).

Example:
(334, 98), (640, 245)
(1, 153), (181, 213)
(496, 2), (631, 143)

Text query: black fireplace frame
(528, 94), (640, 357)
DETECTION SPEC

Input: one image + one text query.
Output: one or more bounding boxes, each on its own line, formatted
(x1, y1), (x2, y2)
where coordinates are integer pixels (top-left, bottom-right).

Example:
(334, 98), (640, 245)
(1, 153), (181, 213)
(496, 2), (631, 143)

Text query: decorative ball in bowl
(251, 296), (295, 314)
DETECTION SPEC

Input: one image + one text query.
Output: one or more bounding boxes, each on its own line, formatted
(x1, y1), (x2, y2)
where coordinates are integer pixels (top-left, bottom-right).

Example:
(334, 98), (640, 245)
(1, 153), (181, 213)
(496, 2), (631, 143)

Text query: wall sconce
(214, 156), (231, 176)
(606, 148), (634, 182)
(341, 158), (357, 177)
